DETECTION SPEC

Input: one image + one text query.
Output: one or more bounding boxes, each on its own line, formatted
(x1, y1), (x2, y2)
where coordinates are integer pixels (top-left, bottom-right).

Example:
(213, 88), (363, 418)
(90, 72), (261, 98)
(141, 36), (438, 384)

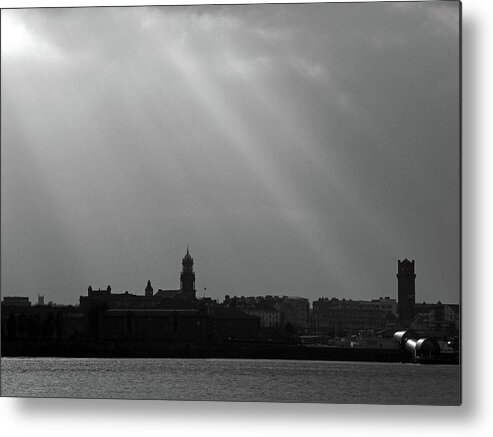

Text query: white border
(2, 0), (492, 436)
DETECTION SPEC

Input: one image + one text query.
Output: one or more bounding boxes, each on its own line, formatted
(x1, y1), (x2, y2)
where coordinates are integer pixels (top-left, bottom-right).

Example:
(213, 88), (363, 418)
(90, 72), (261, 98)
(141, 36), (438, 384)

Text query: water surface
(1, 357), (460, 405)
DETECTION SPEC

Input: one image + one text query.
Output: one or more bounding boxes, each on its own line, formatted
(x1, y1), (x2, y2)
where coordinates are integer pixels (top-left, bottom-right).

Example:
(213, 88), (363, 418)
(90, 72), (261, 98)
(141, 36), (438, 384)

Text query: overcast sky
(1, 2), (460, 305)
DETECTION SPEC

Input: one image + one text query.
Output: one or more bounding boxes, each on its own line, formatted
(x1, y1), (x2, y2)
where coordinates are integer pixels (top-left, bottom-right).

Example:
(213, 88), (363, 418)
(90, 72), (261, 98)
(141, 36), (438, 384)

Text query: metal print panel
(0, 1), (461, 404)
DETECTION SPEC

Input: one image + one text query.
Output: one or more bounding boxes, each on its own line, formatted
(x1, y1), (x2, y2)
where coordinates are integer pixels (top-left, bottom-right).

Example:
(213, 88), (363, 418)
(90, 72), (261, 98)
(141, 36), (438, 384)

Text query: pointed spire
(145, 279), (154, 297)
(182, 245), (193, 267)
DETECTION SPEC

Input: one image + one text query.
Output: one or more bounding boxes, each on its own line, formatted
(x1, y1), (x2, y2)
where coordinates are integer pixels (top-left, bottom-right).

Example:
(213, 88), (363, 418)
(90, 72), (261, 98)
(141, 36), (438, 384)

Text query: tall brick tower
(397, 259), (416, 327)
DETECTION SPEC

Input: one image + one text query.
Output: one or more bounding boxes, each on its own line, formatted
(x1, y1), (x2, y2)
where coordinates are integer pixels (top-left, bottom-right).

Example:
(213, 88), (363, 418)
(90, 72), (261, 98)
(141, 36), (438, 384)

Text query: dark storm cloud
(1, 2), (460, 304)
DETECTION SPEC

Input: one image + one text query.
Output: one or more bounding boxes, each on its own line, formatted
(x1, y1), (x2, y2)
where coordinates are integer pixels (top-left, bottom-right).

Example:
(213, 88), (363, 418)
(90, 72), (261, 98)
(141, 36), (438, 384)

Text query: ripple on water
(0, 357), (460, 405)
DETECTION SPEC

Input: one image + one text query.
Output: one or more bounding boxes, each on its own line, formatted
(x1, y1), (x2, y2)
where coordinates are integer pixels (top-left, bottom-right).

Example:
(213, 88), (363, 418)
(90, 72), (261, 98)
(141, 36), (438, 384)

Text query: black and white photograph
(1, 1), (461, 406)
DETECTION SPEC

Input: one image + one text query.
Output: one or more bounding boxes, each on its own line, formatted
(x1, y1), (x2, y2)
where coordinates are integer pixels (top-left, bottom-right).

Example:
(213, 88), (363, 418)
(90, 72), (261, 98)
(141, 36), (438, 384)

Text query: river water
(0, 357), (460, 405)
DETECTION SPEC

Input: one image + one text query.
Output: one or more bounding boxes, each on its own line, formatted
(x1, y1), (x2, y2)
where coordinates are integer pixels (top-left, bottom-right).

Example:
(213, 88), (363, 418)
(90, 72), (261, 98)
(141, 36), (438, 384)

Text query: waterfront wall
(2, 339), (414, 362)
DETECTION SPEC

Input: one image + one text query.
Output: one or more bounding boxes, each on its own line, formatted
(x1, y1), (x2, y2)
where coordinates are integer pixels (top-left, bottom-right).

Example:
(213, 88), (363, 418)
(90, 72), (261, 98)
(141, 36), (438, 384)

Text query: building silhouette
(79, 248), (200, 310)
(224, 295), (309, 331)
(312, 297), (396, 337)
(397, 259), (416, 326)
(180, 246), (196, 300)
(2, 254), (460, 353)
(144, 280), (153, 297)
(76, 248), (259, 342)
(412, 301), (459, 337)
(148, 247), (198, 302)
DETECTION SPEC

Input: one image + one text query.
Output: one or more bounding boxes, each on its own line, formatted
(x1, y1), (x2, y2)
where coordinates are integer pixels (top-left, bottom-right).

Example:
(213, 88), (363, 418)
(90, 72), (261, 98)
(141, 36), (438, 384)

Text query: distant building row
(1, 252), (459, 342)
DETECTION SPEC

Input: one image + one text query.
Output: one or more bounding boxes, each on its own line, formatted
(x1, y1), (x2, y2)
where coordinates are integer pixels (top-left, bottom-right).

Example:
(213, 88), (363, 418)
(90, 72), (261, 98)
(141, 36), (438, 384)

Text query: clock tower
(180, 246), (196, 300)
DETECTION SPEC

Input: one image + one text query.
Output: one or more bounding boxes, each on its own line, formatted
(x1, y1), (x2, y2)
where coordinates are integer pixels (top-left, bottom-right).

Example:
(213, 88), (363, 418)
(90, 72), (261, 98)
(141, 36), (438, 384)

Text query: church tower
(397, 259), (416, 327)
(180, 247), (196, 300)
(145, 280), (154, 297)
